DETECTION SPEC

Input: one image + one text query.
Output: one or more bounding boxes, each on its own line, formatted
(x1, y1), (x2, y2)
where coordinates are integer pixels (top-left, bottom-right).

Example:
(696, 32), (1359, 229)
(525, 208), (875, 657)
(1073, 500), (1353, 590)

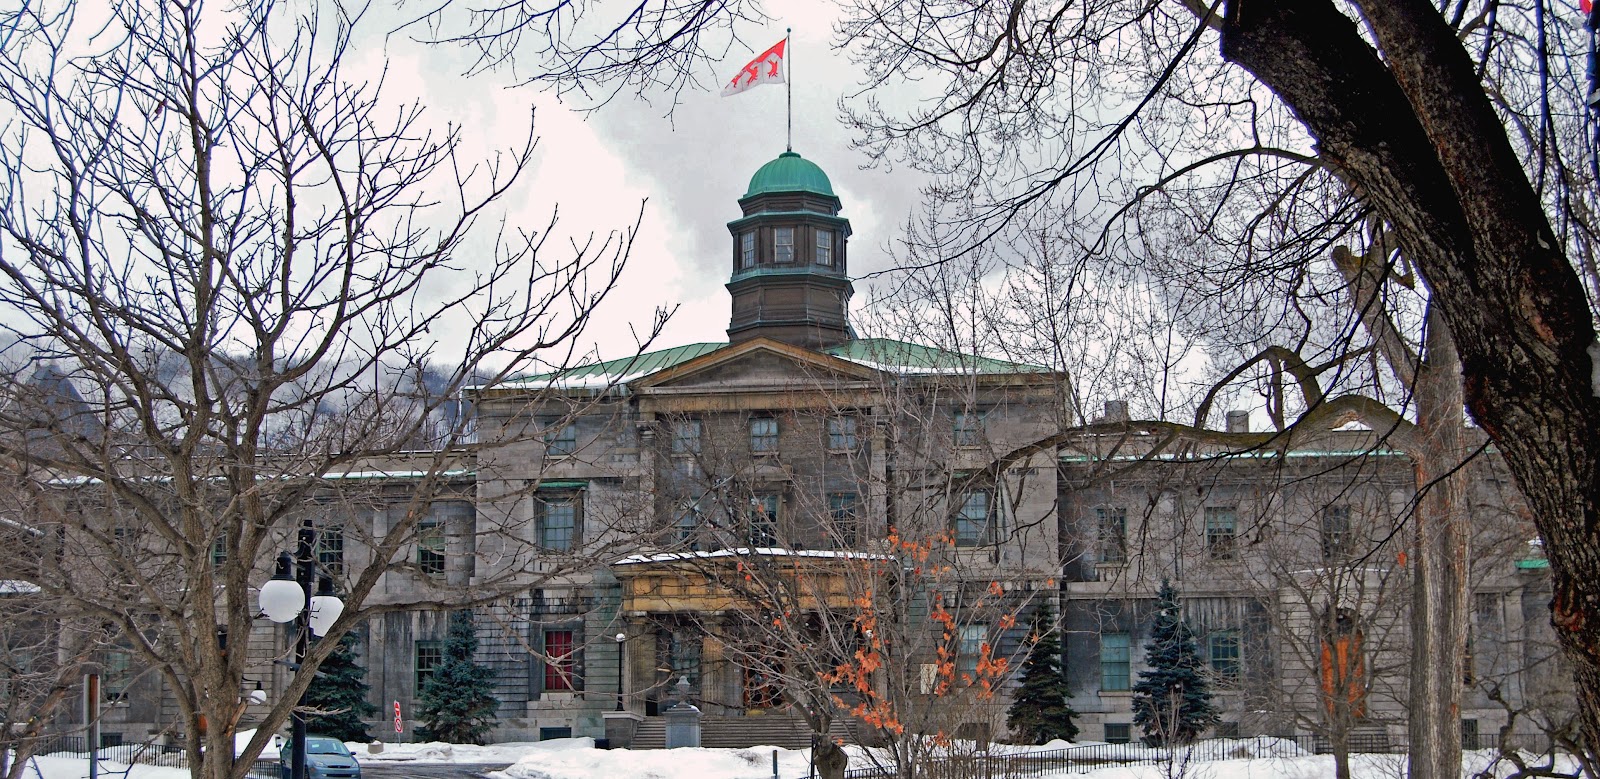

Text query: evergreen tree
(1131, 580), (1217, 746)
(302, 632), (379, 742)
(416, 610), (499, 744)
(1005, 605), (1080, 744)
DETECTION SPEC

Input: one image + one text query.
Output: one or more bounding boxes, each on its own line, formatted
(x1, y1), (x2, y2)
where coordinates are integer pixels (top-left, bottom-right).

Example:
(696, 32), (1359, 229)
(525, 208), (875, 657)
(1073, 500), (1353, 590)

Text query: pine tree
(1131, 580), (1217, 746)
(416, 610), (499, 744)
(302, 632), (379, 742)
(1005, 604), (1080, 744)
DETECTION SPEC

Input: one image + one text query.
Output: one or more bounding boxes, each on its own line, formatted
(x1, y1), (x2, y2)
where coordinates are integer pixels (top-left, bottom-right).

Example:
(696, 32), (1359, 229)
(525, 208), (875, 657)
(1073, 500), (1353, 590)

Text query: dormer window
(741, 232), (756, 269)
(774, 227), (795, 263)
(815, 229), (834, 266)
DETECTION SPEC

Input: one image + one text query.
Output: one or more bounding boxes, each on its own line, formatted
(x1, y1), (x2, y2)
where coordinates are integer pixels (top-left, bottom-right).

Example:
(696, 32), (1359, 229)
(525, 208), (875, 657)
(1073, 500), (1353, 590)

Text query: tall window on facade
(669, 630), (701, 687)
(958, 624), (988, 677)
(1100, 632), (1131, 691)
(210, 532), (228, 567)
(953, 409), (985, 447)
(414, 641), (443, 690)
(740, 231), (756, 269)
(103, 650), (133, 700)
(1209, 630), (1241, 681)
(417, 512), (446, 575)
(749, 417), (779, 453)
(545, 420), (577, 457)
(954, 489), (994, 547)
(316, 524), (345, 577)
(829, 492), (860, 546)
(538, 497), (578, 551)
(826, 415), (857, 451)
(1205, 506), (1238, 560)
(543, 629), (577, 691)
(675, 509), (699, 548)
(1320, 505), (1352, 560)
(1096, 506), (1128, 564)
(815, 228), (834, 266)
(749, 493), (779, 545)
(774, 227), (795, 262)
(671, 419), (702, 454)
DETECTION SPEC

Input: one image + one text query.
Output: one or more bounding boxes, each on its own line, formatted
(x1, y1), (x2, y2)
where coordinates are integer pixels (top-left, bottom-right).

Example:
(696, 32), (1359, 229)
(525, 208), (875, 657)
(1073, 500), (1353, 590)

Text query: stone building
(74, 150), (1566, 753)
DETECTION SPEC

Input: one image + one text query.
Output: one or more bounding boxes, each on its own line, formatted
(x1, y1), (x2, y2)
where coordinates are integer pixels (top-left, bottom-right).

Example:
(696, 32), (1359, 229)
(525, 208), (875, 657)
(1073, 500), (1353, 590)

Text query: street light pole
(259, 518), (343, 779)
(613, 632), (626, 712)
(290, 522), (314, 779)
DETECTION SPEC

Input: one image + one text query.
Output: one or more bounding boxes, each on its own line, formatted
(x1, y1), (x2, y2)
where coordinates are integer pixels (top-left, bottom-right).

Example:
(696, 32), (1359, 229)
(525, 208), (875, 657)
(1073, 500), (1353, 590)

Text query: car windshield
(305, 739), (348, 755)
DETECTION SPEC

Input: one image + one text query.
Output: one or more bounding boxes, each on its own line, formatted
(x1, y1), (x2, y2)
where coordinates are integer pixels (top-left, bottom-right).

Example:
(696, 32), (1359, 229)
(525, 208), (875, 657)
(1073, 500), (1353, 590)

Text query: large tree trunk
(1222, 0), (1600, 760)
(1407, 315), (1470, 779)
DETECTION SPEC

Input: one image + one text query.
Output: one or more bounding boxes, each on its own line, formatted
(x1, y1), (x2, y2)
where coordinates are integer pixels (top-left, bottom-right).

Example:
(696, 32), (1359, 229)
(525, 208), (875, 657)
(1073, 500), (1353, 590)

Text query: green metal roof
(745, 152), (835, 198)
(824, 338), (1052, 375)
(509, 343), (726, 386)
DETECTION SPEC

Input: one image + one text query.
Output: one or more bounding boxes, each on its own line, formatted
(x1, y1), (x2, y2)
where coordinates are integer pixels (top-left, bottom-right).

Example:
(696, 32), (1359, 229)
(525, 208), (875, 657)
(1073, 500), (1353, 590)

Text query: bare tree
(0, 1), (649, 776)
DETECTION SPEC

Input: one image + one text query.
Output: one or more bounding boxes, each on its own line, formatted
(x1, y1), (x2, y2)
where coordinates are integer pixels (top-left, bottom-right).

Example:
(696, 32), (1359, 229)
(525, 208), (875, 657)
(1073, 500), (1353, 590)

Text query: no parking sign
(393, 701), (403, 734)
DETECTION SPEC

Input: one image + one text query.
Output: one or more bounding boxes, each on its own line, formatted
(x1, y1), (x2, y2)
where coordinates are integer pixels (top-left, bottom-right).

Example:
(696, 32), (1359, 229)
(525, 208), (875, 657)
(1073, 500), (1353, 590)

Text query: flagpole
(786, 28), (793, 153)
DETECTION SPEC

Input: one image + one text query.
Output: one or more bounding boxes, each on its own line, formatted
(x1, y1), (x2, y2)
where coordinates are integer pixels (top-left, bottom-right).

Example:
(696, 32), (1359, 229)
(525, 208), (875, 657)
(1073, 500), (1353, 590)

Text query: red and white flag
(721, 38), (787, 97)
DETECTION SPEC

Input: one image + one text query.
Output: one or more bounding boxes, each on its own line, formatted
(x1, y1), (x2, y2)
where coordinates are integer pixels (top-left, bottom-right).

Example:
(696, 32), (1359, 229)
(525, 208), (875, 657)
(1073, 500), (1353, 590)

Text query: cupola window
(774, 227), (795, 263)
(741, 232), (756, 269)
(815, 228), (834, 266)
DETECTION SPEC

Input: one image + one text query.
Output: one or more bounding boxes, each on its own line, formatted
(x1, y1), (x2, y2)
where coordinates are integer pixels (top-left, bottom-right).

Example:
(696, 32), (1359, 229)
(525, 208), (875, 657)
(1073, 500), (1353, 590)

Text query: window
(417, 513), (445, 575)
(316, 524), (345, 577)
(953, 409), (985, 447)
(675, 508), (699, 547)
(750, 417), (779, 453)
(1475, 592), (1502, 629)
(538, 497), (578, 552)
(1205, 506), (1237, 560)
(774, 227), (794, 262)
(545, 421), (577, 457)
(1104, 723), (1131, 744)
(815, 228), (834, 266)
(1321, 505), (1352, 560)
(543, 629), (577, 692)
(1096, 507), (1127, 564)
(750, 493), (779, 546)
(210, 532), (227, 567)
(1101, 633), (1131, 692)
(958, 624), (988, 678)
(414, 641), (443, 690)
(671, 419), (702, 454)
(954, 490), (994, 547)
(668, 630), (701, 687)
(829, 492), (860, 546)
(826, 415), (857, 451)
(1461, 719), (1480, 750)
(1209, 631), (1241, 681)
(103, 650), (132, 700)
(740, 231), (756, 269)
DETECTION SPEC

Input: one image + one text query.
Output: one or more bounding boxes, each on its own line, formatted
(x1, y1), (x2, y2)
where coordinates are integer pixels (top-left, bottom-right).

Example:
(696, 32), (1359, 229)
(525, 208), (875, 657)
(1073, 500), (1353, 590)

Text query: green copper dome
(744, 151), (836, 198)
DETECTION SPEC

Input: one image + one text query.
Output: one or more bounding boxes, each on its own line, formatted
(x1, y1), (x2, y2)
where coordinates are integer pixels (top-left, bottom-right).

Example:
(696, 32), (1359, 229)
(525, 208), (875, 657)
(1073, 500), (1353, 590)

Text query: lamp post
(613, 632), (626, 712)
(258, 519), (344, 779)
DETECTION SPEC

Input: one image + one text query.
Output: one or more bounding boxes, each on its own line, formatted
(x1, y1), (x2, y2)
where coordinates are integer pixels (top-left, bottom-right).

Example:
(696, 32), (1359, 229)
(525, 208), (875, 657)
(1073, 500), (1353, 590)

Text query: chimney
(1103, 400), (1129, 423)
(1226, 410), (1250, 434)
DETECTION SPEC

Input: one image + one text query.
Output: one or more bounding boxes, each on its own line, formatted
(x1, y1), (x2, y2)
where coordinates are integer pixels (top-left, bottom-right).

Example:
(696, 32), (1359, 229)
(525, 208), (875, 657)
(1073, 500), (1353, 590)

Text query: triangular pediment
(628, 337), (879, 393)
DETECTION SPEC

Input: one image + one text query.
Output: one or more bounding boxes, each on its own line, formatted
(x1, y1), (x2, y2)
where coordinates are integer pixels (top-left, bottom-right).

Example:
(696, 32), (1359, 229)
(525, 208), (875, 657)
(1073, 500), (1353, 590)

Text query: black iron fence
(828, 734), (1415, 779)
(30, 734), (281, 778)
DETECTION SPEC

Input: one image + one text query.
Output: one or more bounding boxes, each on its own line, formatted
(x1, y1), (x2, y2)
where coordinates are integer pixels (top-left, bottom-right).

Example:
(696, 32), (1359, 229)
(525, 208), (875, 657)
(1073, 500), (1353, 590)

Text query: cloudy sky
(371, 2), (931, 361)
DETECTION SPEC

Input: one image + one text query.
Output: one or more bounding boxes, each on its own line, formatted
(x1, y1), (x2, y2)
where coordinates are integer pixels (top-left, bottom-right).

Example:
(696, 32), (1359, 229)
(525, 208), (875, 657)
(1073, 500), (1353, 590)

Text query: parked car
(278, 737), (361, 779)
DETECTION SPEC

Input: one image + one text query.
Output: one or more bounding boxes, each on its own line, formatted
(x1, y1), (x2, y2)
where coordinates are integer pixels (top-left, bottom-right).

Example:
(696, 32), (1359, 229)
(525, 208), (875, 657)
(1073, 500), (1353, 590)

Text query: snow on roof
(614, 547), (891, 565)
(0, 580), (41, 594)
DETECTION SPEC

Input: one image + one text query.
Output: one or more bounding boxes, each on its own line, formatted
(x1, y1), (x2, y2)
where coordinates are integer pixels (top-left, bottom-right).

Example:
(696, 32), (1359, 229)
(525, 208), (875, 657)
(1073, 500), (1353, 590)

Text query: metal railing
(32, 734), (281, 778)
(827, 734), (1409, 779)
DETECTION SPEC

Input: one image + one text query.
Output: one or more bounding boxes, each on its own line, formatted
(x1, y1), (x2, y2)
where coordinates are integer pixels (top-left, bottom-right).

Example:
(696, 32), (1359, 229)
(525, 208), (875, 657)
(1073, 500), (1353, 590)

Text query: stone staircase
(629, 714), (854, 750)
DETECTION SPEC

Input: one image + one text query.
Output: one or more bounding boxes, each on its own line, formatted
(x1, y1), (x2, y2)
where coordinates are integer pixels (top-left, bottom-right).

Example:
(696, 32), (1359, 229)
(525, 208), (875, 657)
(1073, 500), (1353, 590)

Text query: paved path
(362, 762), (512, 779)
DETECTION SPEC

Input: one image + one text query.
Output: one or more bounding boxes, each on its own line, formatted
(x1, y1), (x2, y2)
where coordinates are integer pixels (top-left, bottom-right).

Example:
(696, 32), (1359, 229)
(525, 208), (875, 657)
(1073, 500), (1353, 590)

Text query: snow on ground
(15, 738), (1589, 779)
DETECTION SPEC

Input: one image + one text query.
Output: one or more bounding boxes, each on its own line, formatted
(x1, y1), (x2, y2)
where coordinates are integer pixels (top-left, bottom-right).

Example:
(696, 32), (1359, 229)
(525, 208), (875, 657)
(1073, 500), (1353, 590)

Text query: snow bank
(494, 744), (810, 779)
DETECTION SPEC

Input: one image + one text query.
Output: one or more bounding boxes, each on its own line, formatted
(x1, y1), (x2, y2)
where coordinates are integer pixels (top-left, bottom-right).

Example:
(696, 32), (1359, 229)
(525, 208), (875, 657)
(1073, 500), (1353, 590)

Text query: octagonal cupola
(725, 151), (854, 349)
